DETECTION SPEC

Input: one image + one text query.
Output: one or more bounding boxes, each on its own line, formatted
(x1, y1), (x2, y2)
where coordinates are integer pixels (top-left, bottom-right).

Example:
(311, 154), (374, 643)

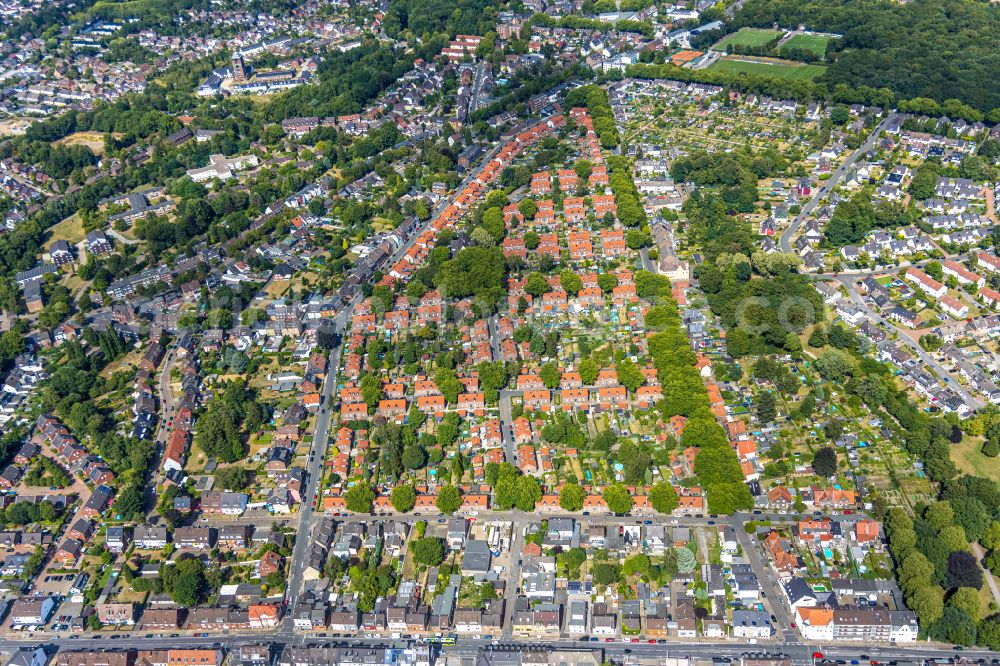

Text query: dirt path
(972, 543), (1000, 608)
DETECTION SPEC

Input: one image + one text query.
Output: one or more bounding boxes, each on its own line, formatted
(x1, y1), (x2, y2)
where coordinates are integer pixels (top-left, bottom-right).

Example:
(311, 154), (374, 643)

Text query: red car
(812, 652), (824, 660)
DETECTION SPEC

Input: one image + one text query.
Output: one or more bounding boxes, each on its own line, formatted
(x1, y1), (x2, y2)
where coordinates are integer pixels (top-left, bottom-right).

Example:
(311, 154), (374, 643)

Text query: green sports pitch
(780, 33), (835, 58)
(708, 57), (827, 81)
(712, 28), (784, 50)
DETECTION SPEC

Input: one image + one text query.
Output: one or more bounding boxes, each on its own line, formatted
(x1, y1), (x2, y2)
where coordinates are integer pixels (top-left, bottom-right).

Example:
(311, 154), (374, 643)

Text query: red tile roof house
(457, 392), (486, 411)
(341, 403), (369, 420)
(560, 371), (582, 389)
(594, 368), (618, 387)
(576, 287), (604, 310)
(560, 388), (590, 411)
(564, 199), (587, 223)
(512, 417), (534, 444)
(503, 236), (527, 258)
(635, 385), (663, 409)
(523, 389), (552, 410)
(601, 229), (627, 257)
(594, 194), (617, 218)
(979, 287), (1000, 309)
(517, 374), (545, 390)
(517, 445), (538, 474)
(557, 169), (578, 191)
(567, 233), (593, 260)
(377, 399), (407, 421)
(940, 295), (969, 319)
(942, 259), (984, 288)
(537, 233), (560, 257)
(416, 394), (446, 415)
(905, 267), (947, 298)
(597, 386), (628, 411)
(855, 519), (881, 545)
(531, 171), (551, 195)
(589, 165), (609, 187)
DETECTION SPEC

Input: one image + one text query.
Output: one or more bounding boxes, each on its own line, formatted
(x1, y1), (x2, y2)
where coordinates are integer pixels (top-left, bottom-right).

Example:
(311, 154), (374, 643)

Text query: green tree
(559, 482), (586, 511)
(909, 585), (944, 626)
(411, 537), (446, 566)
(560, 269), (583, 296)
(623, 554), (651, 577)
(925, 501), (955, 532)
(616, 358), (645, 393)
(675, 547), (697, 573)
(756, 391), (776, 424)
(593, 562), (621, 586)
(345, 484), (375, 514)
(980, 616), (1000, 651)
(578, 359), (599, 385)
(112, 484), (144, 522)
(949, 587), (983, 623)
(603, 484), (633, 515)
(812, 446), (838, 477)
(649, 482), (679, 514)
(515, 475), (542, 511)
(436, 484), (462, 515)
(525, 272), (550, 298)
(402, 445), (427, 470)
(815, 349), (854, 382)
(391, 484), (416, 513)
(169, 557), (205, 607)
(940, 525), (969, 552)
(539, 362), (562, 389)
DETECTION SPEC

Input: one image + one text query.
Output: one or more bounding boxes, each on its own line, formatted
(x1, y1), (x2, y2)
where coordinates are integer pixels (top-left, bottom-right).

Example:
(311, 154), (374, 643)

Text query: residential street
(780, 113), (898, 253)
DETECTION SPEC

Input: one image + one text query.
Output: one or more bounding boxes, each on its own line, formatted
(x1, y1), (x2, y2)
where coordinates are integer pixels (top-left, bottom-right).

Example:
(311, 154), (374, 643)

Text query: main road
(9, 631), (994, 665)
(780, 113), (898, 253)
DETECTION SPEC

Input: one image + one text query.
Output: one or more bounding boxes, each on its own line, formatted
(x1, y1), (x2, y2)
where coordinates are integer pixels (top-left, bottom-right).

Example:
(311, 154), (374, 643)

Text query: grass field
(713, 28), (784, 50)
(0, 118), (32, 137)
(951, 437), (1000, 482)
(781, 33), (834, 58)
(709, 56), (827, 81)
(56, 131), (109, 156)
(48, 212), (87, 244)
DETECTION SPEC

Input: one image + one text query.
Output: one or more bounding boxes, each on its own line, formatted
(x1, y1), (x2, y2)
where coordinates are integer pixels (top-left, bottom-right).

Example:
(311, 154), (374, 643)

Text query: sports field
(712, 28), (783, 50)
(709, 56), (827, 81)
(780, 33), (834, 58)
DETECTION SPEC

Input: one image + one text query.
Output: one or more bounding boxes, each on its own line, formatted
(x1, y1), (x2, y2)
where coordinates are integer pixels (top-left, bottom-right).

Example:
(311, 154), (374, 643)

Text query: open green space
(780, 33), (834, 58)
(708, 56), (827, 81)
(712, 28), (784, 50)
(951, 436), (1000, 482)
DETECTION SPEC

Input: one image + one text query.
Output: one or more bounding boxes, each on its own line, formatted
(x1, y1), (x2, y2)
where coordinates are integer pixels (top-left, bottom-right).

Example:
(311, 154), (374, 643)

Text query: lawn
(780, 33), (834, 58)
(56, 131), (113, 156)
(712, 28), (784, 51)
(951, 436), (1000, 482)
(709, 56), (827, 81)
(0, 118), (32, 137)
(48, 212), (87, 244)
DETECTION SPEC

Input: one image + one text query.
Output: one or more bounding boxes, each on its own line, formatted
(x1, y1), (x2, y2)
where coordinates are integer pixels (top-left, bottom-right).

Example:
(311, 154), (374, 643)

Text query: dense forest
(383, 0), (502, 39)
(732, 0), (1000, 116)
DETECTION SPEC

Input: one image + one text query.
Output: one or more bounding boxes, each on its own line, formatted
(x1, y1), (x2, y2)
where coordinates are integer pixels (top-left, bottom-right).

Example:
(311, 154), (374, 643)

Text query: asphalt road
(283, 305), (352, 626)
(9, 632), (996, 663)
(780, 113), (898, 253)
(497, 389), (519, 465)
